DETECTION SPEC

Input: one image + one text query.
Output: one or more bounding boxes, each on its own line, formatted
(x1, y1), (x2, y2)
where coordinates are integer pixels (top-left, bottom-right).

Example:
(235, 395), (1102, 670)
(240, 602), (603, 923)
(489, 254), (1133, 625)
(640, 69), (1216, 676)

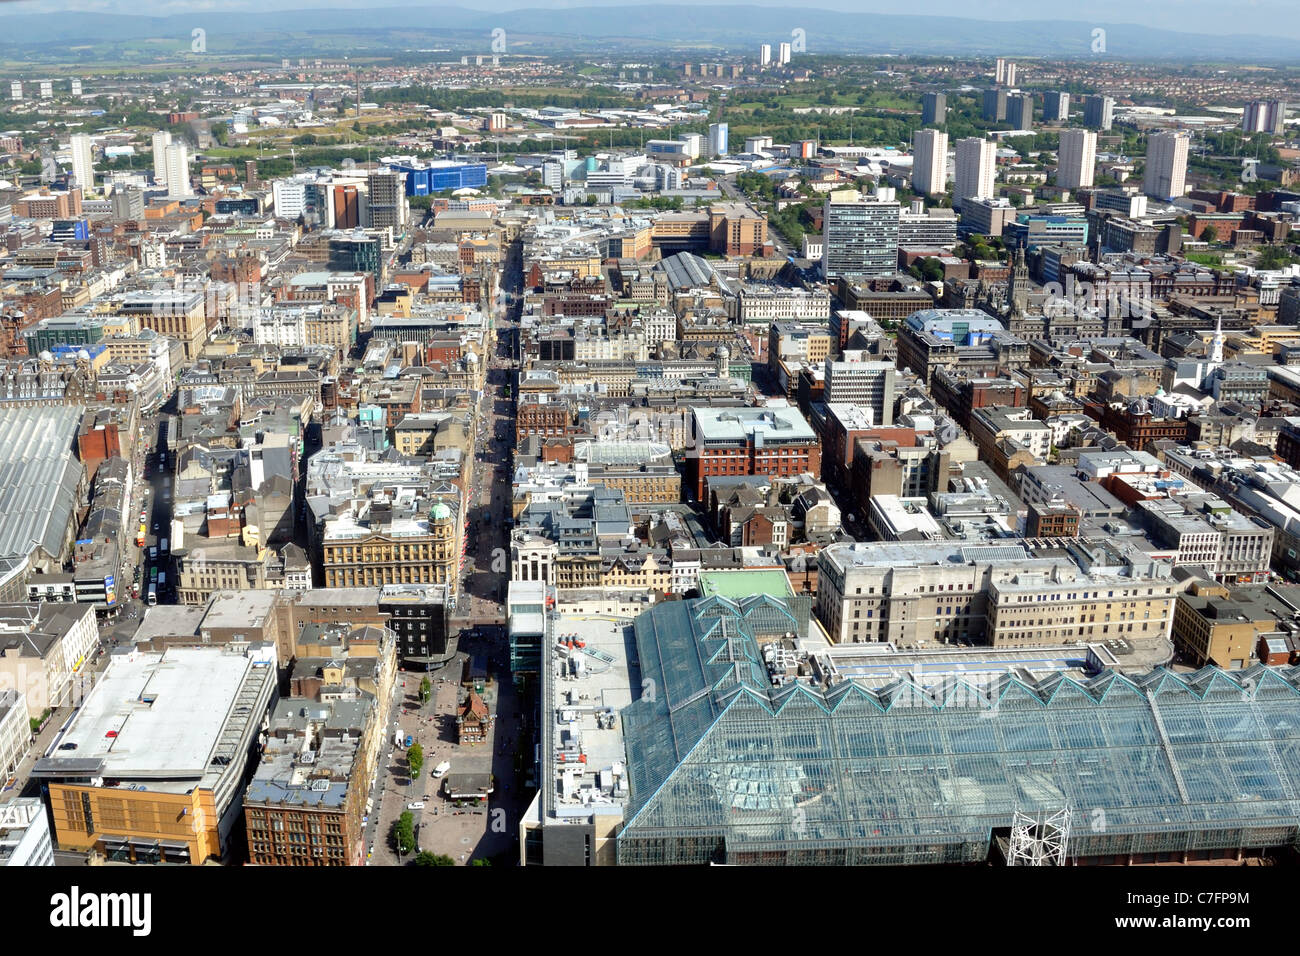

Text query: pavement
(365, 251), (533, 864)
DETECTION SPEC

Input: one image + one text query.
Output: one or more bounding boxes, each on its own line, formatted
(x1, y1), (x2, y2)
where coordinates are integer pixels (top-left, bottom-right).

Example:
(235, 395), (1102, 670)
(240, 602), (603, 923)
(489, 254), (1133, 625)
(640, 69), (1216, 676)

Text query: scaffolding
(1007, 807), (1072, 866)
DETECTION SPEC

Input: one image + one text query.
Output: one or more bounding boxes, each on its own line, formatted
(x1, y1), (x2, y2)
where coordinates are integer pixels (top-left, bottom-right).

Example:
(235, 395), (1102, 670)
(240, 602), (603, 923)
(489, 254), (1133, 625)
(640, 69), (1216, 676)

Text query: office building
(921, 92), (947, 127)
(778, 42), (791, 65)
(995, 57), (1016, 86)
(1006, 93), (1033, 131)
(111, 186), (144, 220)
(1242, 100), (1286, 135)
(70, 79), (82, 97)
(982, 88), (1007, 122)
(8, 81), (20, 101)
(1143, 130), (1190, 201)
(151, 130), (172, 187)
(954, 137), (996, 210)
(1171, 579), (1294, 669)
(164, 141), (192, 197)
(0, 798), (53, 866)
(378, 583), (456, 671)
(1042, 91), (1070, 123)
(817, 538), (1178, 648)
(245, 696), (376, 867)
(708, 122), (729, 158)
(1003, 214), (1089, 250)
(898, 208), (959, 247)
(117, 288), (208, 359)
(244, 627), (395, 867)
(1084, 95), (1114, 131)
(1057, 129), (1097, 190)
(677, 132), (703, 158)
(1092, 189), (1148, 218)
(32, 645), (277, 864)
(68, 133), (93, 194)
(822, 354), (897, 425)
(911, 128), (948, 197)
(709, 201), (767, 256)
(687, 406), (820, 500)
(385, 160), (488, 195)
(759, 44), (771, 66)
(365, 169), (407, 230)
(322, 498), (460, 592)
(0, 688), (29, 784)
(1137, 495), (1273, 584)
(822, 191), (900, 279)
(960, 197), (1016, 238)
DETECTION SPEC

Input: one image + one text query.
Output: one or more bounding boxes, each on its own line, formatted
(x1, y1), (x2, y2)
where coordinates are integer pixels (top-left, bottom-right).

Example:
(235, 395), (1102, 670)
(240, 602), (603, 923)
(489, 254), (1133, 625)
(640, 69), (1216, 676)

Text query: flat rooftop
(131, 605), (206, 644)
(698, 568), (795, 602)
(548, 612), (638, 817)
(820, 642), (1119, 690)
(34, 647), (272, 790)
(202, 589), (281, 631)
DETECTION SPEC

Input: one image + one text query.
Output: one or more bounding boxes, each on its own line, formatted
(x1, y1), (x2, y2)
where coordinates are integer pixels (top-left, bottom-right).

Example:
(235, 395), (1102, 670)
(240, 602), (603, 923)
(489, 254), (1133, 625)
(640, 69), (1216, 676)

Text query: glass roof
(619, 597), (1300, 863)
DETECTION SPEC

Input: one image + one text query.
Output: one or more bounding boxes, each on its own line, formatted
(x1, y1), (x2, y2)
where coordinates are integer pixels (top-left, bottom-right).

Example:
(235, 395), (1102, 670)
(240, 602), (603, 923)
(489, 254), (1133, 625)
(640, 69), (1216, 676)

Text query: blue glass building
(387, 161), (488, 196)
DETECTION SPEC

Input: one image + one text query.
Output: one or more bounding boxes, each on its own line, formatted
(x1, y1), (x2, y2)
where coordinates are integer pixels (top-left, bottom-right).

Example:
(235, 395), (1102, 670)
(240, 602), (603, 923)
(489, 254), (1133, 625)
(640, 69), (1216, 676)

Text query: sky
(0, 0), (1296, 42)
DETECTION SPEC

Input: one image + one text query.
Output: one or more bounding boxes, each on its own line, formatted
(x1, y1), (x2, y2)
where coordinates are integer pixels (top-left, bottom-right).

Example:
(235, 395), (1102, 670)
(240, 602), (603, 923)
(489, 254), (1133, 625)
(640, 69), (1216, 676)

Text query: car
(407, 801), (425, 810)
(58, 742), (77, 751)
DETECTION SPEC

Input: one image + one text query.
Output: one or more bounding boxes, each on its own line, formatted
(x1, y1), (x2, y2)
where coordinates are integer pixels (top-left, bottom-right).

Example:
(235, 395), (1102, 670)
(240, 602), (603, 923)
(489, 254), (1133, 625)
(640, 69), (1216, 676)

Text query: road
(451, 236), (521, 631)
(364, 237), (531, 864)
(718, 173), (795, 258)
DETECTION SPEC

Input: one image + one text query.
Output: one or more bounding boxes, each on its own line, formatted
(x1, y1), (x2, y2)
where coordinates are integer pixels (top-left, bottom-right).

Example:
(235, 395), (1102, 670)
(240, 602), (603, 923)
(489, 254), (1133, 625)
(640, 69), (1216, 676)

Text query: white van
(432, 761), (451, 779)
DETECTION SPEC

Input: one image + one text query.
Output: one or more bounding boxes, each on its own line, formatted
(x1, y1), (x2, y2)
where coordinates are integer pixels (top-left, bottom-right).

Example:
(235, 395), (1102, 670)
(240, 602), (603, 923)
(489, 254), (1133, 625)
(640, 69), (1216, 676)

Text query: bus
(147, 583), (157, 607)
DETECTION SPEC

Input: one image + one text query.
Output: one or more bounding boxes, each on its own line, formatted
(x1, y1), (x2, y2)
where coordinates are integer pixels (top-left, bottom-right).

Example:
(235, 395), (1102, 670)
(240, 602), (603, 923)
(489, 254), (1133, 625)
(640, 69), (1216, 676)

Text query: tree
(470, 858), (492, 866)
(419, 677), (432, 704)
(1200, 224), (1218, 244)
(407, 742), (424, 779)
(393, 811), (415, 856)
(416, 852), (455, 866)
(919, 256), (945, 282)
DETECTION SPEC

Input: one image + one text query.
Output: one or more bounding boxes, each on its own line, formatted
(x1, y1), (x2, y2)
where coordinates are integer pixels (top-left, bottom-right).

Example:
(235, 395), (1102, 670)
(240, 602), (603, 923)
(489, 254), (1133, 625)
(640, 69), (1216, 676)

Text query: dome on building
(1130, 397), (1152, 416)
(38, 350), (53, 363)
(430, 502), (452, 521)
(77, 349), (91, 362)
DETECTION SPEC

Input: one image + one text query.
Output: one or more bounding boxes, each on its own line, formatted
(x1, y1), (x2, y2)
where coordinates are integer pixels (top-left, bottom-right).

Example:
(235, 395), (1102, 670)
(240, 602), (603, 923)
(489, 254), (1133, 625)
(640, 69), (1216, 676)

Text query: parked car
(407, 801), (425, 810)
